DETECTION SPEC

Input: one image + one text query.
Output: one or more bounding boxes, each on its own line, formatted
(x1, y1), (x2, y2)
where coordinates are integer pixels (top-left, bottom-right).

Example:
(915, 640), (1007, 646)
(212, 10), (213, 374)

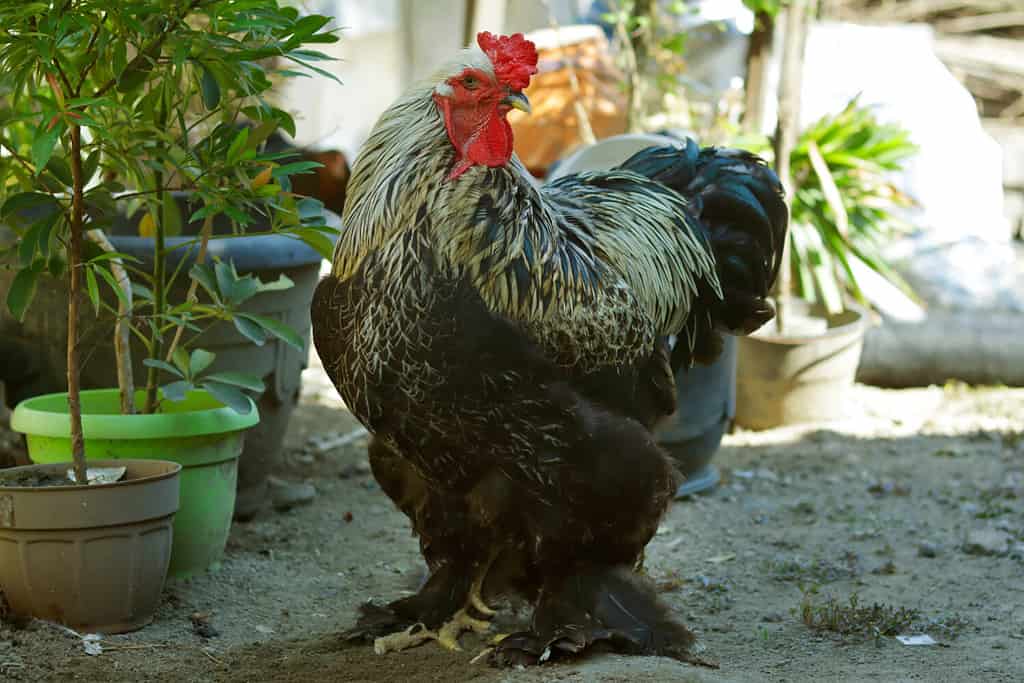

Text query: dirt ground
(2, 363), (1023, 682)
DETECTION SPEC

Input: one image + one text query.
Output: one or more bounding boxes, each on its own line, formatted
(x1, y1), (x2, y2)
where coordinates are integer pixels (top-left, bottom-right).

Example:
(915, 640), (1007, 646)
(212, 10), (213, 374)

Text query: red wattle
(436, 93), (513, 180)
(465, 112), (513, 170)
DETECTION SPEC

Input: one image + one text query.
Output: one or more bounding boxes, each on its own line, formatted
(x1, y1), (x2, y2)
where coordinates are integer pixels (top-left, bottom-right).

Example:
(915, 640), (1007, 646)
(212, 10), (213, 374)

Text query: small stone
(338, 461), (371, 479)
(960, 502), (980, 516)
(918, 542), (941, 558)
(269, 477), (317, 511)
(190, 612), (219, 639)
(963, 529), (1012, 556)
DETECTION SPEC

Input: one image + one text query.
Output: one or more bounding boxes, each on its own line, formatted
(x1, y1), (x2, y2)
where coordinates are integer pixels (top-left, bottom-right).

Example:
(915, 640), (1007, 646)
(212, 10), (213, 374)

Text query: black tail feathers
(619, 138), (788, 367)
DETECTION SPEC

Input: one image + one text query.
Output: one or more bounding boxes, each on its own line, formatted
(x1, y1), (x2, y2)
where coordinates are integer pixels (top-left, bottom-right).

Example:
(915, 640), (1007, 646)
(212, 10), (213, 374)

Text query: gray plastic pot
(656, 334), (736, 497)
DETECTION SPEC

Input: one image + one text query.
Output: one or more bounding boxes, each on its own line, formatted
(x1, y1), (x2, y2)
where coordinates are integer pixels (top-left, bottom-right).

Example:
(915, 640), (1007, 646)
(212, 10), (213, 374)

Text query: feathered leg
(484, 395), (714, 668)
(344, 438), (503, 653)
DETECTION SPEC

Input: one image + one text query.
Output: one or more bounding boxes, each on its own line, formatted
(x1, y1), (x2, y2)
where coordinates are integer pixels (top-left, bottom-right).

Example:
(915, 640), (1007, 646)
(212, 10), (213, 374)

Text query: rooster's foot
(436, 608), (492, 651)
(373, 623), (435, 654)
(371, 608), (492, 655)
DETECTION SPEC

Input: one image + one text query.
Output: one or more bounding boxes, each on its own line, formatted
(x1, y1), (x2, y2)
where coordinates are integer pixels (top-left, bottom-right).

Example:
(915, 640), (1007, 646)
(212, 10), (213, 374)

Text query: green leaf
(142, 358), (183, 378)
(17, 214), (58, 266)
(31, 125), (61, 175)
(214, 260), (236, 301)
(200, 64), (221, 110)
(273, 108), (296, 137)
(227, 126), (249, 164)
(82, 151), (100, 184)
(93, 263), (129, 308)
(203, 371), (264, 392)
(85, 265), (100, 316)
(271, 160), (322, 178)
(131, 282), (154, 302)
(232, 315), (267, 346)
(297, 196), (324, 220)
(1, 192), (60, 218)
(291, 228), (334, 261)
(254, 274), (294, 294)
(47, 254), (65, 278)
(246, 119), (280, 151)
(87, 251), (140, 264)
(291, 14), (332, 40)
(201, 380), (254, 414)
(45, 155), (73, 186)
(237, 313), (304, 352)
(161, 380), (192, 402)
(189, 263), (221, 303)
(6, 264), (41, 322)
(118, 54), (154, 93)
(161, 190), (183, 237)
(189, 348), (216, 377)
(171, 346), (191, 377)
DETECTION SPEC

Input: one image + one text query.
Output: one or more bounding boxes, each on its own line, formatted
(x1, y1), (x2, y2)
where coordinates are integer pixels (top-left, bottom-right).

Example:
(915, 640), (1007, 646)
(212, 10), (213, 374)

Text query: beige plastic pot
(0, 459), (180, 633)
(736, 299), (867, 430)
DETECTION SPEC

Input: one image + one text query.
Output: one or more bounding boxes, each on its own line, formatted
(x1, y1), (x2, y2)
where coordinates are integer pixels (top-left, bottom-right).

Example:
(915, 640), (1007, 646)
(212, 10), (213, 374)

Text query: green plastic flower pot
(11, 388), (259, 578)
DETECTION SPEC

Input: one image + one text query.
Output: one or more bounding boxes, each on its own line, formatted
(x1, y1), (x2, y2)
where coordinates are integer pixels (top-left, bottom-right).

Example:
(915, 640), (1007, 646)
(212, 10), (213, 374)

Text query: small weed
(871, 560), (898, 575)
(798, 590), (919, 644)
(1001, 432), (1023, 450)
(791, 500), (817, 516)
(919, 614), (971, 640)
(874, 543), (895, 557)
(765, 553), (860, 584)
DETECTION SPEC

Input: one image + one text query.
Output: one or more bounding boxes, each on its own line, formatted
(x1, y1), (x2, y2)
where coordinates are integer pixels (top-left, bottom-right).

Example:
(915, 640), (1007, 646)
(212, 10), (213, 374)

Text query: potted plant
(0, 1), (340, 580)
(731, 1), (919, 429)
(733, 99), (918, 428)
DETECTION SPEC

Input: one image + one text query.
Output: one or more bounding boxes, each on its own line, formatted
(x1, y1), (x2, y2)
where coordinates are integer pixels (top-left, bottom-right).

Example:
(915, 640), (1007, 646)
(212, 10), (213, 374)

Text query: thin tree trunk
(743, 11), (775, 133)
(67, 124), (88, 485)
(86, 229), (135, 414)
(144, 99), (169, 414)
(772, 0), (812, 333)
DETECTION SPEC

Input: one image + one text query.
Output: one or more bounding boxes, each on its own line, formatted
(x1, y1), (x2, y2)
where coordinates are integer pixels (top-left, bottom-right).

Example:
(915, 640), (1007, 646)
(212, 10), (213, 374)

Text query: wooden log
(937, 11), (1024, 34)
(857, 310), (1024, 387)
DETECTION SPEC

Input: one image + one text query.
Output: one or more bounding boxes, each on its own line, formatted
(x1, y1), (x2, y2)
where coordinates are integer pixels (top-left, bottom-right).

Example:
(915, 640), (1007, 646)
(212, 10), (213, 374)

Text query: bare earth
(2, 362), (1023, 682)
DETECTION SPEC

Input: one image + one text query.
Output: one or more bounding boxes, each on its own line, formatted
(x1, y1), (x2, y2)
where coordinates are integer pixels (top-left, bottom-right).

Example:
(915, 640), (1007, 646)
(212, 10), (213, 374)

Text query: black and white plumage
(311, 37), (786, 666)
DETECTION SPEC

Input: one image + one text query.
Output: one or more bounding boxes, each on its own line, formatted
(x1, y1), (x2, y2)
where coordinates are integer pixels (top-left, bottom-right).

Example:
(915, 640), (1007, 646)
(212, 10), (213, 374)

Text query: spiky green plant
(744, 98), (920, 313)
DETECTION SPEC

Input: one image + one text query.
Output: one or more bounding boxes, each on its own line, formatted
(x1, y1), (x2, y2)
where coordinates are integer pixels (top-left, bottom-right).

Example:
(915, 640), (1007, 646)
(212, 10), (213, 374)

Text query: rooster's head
(432, 31), (538, 179)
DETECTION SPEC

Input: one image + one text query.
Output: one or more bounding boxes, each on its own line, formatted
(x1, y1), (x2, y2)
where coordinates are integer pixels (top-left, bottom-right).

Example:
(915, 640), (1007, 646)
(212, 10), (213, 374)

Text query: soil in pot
(0, 459), (180, 634)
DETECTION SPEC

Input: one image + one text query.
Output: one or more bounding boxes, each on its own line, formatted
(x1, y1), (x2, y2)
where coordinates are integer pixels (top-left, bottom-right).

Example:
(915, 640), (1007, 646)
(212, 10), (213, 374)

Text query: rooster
(312, 31), (786, 666)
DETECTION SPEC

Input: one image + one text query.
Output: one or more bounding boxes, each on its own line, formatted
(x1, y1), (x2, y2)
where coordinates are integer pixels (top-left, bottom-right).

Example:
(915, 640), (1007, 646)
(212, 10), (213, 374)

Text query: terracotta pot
(736, 299), (867, 429)
(0, 459), (180, 633)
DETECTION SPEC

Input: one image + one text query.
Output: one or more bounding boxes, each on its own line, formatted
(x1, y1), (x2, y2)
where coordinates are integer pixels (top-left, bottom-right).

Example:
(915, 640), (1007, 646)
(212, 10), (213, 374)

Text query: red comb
(477, 31), (538, 91)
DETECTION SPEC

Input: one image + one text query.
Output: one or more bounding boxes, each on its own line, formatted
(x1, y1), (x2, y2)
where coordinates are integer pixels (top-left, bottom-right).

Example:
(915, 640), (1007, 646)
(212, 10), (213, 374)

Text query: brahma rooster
(312, 31), (786, 666)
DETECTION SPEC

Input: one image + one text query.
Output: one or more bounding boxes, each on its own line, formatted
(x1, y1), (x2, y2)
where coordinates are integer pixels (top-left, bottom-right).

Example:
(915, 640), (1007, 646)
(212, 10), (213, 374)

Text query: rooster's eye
(462, 75), (479, 90)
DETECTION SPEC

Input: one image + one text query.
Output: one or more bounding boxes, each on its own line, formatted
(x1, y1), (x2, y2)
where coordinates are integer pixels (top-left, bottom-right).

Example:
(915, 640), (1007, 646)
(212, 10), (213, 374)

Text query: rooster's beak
(501, 92), (531, 114)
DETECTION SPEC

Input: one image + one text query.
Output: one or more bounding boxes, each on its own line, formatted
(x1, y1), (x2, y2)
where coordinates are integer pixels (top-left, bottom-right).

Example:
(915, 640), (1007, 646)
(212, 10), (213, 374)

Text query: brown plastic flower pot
(735, 299), (867, 430)
(0, 459), (180, 634)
